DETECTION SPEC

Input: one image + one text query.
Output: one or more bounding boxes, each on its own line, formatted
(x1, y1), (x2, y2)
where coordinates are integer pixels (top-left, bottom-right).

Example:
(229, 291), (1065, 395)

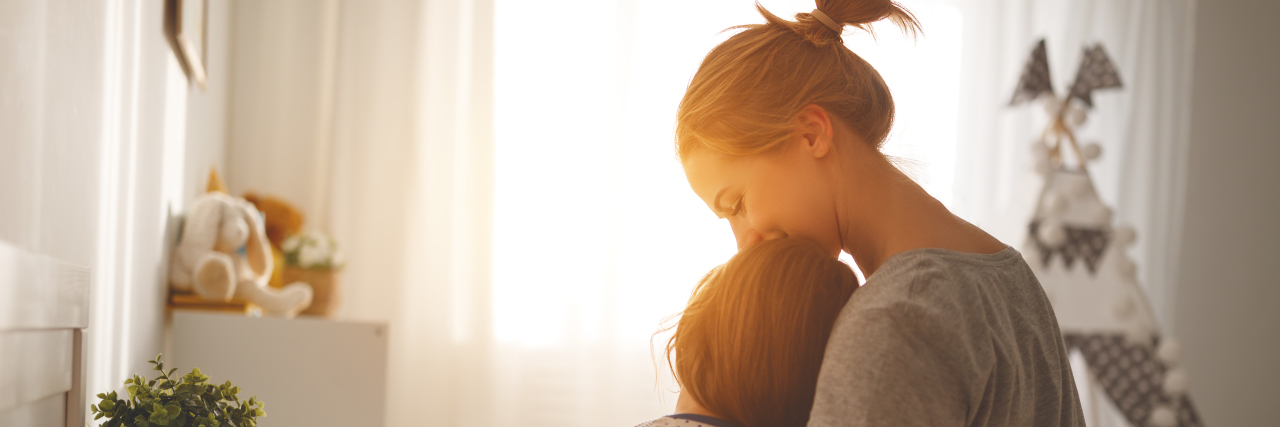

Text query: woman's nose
(737, 228), (764, 249)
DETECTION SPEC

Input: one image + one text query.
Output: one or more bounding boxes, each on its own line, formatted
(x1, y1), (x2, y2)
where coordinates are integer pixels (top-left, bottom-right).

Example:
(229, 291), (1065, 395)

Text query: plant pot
(281, 266), (342, 317)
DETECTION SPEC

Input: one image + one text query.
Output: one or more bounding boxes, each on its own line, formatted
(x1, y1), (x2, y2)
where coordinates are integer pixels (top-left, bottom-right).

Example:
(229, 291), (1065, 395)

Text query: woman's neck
(674, 392), (721, 419)
(836, 149), (1004, 278)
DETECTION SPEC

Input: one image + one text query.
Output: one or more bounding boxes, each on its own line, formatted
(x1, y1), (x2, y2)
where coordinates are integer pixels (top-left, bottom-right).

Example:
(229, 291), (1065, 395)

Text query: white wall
(1175, 1), (1280, 425)
(0, 0), (231, 417)
(187, 0), (235, 198)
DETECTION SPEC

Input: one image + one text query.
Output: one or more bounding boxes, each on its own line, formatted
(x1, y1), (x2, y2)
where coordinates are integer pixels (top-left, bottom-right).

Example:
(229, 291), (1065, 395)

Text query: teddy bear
(242, 192), (305, 289)
(170, 192), (313, 317)
(243, 192), (304, 249)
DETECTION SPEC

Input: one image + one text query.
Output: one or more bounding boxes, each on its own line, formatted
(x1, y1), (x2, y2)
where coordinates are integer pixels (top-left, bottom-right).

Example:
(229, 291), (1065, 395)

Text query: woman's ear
(795, 104), (834, 159)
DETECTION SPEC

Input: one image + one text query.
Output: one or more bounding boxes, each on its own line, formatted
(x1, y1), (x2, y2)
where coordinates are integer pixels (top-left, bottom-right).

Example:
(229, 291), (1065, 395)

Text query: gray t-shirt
(808, 247), (1084, 427)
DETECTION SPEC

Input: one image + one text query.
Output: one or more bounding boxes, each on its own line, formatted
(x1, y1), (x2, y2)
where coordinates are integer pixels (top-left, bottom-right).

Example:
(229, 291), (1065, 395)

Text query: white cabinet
(170, 311), (388, 427)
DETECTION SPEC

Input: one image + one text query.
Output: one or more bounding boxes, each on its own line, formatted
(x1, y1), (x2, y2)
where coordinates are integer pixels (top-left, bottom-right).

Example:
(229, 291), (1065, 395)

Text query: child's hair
(665, 237), (859, 427)
(675, 0), (921, 160)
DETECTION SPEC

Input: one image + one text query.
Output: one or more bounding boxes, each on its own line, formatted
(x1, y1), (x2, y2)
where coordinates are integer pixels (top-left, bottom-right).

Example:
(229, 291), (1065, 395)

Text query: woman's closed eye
(712, 188), (745, 219)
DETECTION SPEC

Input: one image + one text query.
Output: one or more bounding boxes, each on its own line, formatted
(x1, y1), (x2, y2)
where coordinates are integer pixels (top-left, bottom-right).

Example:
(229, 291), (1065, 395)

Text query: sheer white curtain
(227, 0), (497, 425)
(321, 0), (499, 426)
(488, 1), (745, 423)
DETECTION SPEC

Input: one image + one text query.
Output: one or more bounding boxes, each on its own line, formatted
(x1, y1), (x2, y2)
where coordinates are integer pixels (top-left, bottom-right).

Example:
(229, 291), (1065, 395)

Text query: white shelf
(170, 311), (388, 427)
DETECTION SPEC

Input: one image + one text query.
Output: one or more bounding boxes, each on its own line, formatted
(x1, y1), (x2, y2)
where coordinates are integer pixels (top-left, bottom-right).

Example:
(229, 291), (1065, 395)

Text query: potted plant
(280, 229), (345, 316)
(90, 355), (265, 427)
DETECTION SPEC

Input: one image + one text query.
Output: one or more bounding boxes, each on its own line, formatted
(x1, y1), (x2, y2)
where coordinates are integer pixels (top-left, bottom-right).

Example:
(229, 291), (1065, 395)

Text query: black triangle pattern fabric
(1009, 39), (1055, 106)
(1064, 334), (1203, 427)
(1068, 44), (1123, 108)
(1029, 221), (1111, 274)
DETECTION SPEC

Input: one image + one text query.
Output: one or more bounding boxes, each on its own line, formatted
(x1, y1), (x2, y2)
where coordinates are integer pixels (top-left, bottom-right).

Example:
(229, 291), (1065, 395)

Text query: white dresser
(170, 311), (388, 427)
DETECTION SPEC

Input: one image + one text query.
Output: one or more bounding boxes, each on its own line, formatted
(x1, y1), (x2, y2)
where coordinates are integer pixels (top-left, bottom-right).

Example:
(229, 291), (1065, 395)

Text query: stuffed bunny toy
(170, 192), (313, 317)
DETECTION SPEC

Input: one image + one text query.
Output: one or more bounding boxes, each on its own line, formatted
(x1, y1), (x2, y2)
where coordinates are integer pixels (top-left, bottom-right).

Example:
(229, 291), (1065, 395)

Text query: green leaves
(146, 402), (180, 425)
(89, 355), (265, 427)
(181, 368), (210, 385)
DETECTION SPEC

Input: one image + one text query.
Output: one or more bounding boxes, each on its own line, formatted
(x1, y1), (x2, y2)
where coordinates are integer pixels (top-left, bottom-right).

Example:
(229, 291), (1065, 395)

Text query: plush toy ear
(238, 202), (274, 281)
(171, 195), (228, 288)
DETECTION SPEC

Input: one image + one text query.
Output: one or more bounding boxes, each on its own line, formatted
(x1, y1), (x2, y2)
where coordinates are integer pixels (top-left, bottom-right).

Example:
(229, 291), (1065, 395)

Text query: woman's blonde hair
(676, 0), (921, 159)
(664, 237), (859, 427)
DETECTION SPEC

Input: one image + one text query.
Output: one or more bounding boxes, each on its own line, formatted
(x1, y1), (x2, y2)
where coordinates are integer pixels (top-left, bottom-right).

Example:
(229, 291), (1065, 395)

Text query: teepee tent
(1011, 39), (1203, 427)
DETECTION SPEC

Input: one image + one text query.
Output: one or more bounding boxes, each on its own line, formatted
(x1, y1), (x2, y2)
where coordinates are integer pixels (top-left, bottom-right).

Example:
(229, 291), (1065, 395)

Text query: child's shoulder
(634, 415), (743, 427)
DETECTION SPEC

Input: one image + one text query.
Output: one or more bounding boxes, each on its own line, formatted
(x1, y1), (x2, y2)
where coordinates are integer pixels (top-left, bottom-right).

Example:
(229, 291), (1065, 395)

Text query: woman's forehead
(683, 151), (743, 198)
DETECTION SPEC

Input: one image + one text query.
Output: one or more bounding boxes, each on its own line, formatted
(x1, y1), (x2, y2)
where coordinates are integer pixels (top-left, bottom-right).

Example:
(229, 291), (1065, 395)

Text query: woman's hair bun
(675, 0), (921, 159)
(760, 0), (921, 46)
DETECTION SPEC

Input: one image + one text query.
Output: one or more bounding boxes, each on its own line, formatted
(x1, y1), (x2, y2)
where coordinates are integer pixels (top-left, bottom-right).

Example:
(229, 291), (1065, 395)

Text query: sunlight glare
(492, 0), (963, 348)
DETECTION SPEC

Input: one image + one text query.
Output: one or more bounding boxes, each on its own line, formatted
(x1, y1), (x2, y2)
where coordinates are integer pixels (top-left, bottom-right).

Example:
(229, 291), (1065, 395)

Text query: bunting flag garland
(1009, 39), (1055, 106)
(1067, 44), (1124, 108)
(1028, 221), (1111, 274)
(1063, 334), (1204, 427)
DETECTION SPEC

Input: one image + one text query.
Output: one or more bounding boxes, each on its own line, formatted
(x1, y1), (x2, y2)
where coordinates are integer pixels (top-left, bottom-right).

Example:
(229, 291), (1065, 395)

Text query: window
(491, 0), (962, 421)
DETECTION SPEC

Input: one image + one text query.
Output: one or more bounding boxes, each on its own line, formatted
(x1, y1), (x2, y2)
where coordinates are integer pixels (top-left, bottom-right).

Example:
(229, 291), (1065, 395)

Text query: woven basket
(281, 266), (342, 317)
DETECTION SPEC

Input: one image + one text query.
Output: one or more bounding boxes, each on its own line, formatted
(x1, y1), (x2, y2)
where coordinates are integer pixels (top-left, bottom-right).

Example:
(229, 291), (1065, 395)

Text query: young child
(639, 237), (859, 427)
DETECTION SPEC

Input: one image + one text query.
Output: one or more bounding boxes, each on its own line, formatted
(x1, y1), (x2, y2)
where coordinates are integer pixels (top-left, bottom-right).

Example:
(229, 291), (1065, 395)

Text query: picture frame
(164, 0), (208, 91)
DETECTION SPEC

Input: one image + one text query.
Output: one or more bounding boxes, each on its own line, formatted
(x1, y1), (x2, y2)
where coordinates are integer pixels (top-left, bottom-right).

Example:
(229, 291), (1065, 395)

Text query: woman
(674, 1), (1084, 426)
(642, 237), (859, 427)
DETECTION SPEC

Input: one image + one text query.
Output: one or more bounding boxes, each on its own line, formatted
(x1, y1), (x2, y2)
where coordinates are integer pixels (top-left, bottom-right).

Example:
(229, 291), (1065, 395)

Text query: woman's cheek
(782, 196), (837, 251)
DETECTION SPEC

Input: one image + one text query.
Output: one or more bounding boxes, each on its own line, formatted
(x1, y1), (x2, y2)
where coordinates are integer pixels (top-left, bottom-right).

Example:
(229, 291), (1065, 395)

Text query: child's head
(666, 237), (859, 427)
